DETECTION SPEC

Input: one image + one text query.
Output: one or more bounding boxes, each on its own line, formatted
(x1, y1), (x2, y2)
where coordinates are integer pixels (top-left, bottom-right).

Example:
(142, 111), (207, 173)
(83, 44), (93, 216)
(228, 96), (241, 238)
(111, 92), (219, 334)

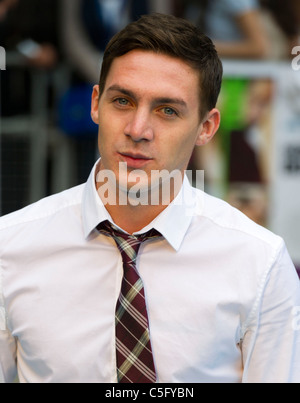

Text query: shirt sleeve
(241, 240), (300, 383)
(0, 267), (17, 383)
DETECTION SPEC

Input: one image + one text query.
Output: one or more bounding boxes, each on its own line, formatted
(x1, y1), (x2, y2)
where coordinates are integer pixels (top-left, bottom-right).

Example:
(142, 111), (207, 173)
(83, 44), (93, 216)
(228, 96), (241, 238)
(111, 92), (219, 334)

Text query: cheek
(97, 123), (114, 162)
(98, 108), (128, 142)
(166, 129), (199, 160)
(98, 111), (116, 143)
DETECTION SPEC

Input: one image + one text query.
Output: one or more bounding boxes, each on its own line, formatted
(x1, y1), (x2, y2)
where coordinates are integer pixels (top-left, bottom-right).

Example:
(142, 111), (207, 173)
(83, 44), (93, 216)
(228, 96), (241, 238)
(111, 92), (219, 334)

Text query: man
(1, 13), (300, 383)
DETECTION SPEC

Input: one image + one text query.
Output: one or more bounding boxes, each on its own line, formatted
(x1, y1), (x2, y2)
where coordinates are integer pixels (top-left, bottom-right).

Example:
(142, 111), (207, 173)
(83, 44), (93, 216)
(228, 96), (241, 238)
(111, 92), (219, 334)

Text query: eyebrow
(107, 85), (135, 99)
(106, 84), (188, 110)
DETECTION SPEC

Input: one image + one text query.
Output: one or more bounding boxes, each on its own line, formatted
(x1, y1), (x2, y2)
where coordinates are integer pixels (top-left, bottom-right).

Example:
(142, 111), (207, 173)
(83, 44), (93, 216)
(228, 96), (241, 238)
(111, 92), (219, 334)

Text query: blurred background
(0, 0), (299, 275)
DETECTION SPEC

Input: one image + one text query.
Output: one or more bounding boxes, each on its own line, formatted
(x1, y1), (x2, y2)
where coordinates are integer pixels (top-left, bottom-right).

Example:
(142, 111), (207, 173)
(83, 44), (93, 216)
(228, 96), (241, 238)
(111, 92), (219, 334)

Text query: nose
(124, 109), (154, 142)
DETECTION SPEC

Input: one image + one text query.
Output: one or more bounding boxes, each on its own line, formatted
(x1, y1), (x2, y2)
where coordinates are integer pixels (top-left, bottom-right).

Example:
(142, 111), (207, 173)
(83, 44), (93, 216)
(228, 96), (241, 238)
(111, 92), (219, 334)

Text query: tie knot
(97, 220), (162, 258)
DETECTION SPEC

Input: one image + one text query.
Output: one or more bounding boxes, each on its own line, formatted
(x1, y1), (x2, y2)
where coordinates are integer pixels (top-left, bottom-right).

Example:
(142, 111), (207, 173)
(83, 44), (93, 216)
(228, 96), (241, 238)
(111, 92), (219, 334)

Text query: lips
(122, 152), (151, 160)
(119, 152), (153, 169)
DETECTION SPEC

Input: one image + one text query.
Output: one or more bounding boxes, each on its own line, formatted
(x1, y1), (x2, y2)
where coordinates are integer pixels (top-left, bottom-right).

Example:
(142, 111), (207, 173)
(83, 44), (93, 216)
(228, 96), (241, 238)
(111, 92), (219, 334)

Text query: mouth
(119, 152), (153, 169)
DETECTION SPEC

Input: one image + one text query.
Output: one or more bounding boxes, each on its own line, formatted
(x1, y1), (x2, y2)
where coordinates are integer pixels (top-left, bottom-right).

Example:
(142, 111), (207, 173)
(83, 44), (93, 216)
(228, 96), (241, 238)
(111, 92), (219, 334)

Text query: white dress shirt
(1, 160), (300, 383)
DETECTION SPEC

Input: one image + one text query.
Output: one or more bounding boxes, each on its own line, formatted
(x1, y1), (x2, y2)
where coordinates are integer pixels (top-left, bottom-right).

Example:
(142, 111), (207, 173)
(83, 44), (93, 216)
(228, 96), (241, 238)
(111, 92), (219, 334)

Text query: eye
(114, 98), (130, 106)
(161, 107), (178, 117)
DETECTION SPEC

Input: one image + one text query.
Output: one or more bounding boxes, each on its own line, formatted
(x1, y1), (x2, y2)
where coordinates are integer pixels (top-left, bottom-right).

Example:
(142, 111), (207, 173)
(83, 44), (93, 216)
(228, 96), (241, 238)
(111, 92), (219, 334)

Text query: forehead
(104, 50), (200, 105)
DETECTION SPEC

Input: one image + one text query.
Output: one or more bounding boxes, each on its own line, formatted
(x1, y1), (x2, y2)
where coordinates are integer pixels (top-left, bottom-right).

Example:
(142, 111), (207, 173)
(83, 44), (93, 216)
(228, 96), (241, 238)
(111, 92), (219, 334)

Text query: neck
(95, 166), (184, 234)
(104, 202), (168, 234)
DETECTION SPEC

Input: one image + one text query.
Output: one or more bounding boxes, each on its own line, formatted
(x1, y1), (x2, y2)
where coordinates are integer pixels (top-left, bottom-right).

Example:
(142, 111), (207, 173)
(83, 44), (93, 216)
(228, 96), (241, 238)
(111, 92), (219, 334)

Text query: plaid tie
(98, 220), (162, 383)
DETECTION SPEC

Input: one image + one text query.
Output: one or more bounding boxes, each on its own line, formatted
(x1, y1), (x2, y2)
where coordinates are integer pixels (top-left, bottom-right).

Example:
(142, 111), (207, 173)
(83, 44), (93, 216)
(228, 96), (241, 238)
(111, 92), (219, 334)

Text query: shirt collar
(82, 160), (202, 251)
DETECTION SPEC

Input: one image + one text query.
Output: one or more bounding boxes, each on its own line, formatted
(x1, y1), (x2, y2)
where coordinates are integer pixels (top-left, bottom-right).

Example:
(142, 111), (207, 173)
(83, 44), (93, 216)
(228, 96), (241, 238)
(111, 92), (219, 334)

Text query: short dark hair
(99, 13), (223, 119)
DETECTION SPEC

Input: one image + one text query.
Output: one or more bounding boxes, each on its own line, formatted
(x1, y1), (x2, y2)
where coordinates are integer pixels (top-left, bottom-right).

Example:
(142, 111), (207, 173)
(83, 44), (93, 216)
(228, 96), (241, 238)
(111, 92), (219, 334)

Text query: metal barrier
(0, 52), (74, 212)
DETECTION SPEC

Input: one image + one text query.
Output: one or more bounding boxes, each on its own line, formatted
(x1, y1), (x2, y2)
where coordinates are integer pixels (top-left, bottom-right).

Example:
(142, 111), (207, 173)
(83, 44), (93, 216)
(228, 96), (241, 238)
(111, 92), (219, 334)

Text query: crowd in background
(1, 0), (299, 87)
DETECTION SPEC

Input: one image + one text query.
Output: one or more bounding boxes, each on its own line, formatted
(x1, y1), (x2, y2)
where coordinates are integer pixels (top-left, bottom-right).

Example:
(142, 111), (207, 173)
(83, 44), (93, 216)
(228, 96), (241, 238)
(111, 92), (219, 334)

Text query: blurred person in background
(0, 0), (17, 22)
(227, 78), (274, 227)
(0, 0), (58, 70)
(177, 0), (270, 59)
(0, 0), (59, 116)
(0, 0), (60, 215)
(177, 0), (300, 60)
(60, 0), (174, 85)
(176, 0), (271, 205)
(178, 0), (299, 226)
(259, 0), (300, 59)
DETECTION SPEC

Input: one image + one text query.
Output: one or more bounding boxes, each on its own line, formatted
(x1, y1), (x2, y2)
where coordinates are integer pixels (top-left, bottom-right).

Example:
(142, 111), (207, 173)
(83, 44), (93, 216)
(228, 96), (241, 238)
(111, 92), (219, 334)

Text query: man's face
(91, 50), (218, 195)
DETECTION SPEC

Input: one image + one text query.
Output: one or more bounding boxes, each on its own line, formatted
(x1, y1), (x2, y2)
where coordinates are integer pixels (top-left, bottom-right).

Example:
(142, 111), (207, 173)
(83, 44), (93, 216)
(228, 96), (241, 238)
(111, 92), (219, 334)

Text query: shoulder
(195, 189), (282, 250)
(190, 189), (292, 303)
(0, 184), (84, 234)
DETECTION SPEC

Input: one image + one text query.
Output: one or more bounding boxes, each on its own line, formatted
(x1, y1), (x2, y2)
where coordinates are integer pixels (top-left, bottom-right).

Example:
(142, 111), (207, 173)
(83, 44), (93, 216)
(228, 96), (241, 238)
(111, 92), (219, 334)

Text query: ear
(91, 85), (100, 125)
(195, 108), (221, 146)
